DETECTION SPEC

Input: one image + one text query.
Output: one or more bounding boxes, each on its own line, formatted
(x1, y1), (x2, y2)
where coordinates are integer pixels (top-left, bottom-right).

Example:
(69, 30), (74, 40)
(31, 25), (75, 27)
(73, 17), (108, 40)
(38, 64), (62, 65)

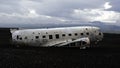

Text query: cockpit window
(99, 33), (102, 35)
(19, 37), (22, 40)
(17, 35), (19, 39)
(95, 31), (96, 33)
(16, 35), (22, 40)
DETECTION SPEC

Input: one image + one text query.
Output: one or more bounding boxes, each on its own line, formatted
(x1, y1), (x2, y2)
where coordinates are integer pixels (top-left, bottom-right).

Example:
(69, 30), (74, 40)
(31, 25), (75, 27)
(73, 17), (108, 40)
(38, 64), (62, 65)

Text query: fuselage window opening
(25, 36), (27, 39)
(81, 33), (84, 35)
(99, 32), (102, 35)
(49, 35), (53, 39)
(33, 32), (35, 34)
(17, 35), (19, 39)
(35, 36), (39, 39)
(62, 34), (66, 37)
(68, 34), (72, 36)
(75, 33), (78, 36)
(86, 32), (89, 35)
(43, 35), (46, 38)
(94, 31), (96, 33)
(19, 37), (22, 40)
(55, 34), (59, 39)
(16, 35), (22, 40)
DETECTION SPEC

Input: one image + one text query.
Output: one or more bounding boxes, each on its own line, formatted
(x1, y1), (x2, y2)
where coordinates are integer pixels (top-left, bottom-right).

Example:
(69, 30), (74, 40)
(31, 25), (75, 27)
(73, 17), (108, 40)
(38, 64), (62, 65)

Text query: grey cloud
(0, 0), (120, 29)
(0, 0), (106, 17)
(34, 0), (106, 17)
(108, 0), (120, 12)
(0, 0), (21, 13)
(0, 0), (106, 20)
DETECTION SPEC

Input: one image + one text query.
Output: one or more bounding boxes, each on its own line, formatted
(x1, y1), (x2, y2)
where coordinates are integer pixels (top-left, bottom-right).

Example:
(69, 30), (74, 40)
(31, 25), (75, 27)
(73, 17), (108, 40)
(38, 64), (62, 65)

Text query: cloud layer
(71, 2), (120, 23)
(0, 0), (120, 28)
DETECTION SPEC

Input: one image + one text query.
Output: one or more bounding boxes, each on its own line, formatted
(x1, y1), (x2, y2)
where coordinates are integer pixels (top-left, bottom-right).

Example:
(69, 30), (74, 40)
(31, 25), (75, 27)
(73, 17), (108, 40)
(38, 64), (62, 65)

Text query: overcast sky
(0, 0), (120, 28)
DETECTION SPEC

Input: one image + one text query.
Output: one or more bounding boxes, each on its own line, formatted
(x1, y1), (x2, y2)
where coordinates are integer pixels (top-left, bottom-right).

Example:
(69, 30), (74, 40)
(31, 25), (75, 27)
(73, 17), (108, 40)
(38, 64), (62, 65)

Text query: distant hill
(0, 21), (120, 34)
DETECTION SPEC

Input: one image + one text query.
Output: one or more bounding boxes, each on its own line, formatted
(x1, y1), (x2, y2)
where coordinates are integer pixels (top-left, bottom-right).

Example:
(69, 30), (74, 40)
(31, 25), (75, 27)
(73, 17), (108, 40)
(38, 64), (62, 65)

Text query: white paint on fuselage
(11, 26), (103, 47)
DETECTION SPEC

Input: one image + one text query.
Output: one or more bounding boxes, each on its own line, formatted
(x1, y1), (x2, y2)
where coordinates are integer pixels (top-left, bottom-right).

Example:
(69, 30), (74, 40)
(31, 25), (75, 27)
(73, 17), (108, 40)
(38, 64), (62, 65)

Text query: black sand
(0, 28), (120, 68)
(0, 47), (120, 68)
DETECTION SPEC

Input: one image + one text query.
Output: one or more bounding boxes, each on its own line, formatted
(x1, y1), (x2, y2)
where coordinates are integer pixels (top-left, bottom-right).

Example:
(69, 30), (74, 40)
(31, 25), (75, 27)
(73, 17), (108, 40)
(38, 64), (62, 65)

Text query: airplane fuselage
(11, 26), (103, 48)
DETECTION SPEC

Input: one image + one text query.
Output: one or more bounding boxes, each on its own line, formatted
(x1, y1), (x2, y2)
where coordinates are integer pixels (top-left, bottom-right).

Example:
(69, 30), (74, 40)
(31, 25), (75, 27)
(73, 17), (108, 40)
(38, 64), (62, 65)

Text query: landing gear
(90, 40), (100, 48)
(79, 41), (88, 49)
(80, 46), (86, 49)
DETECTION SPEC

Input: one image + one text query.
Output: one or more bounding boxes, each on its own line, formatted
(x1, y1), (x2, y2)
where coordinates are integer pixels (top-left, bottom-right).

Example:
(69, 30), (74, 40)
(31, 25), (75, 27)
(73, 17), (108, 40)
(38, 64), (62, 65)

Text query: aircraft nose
(12, 31), (20, 41)
(97, 32), (103, 41)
